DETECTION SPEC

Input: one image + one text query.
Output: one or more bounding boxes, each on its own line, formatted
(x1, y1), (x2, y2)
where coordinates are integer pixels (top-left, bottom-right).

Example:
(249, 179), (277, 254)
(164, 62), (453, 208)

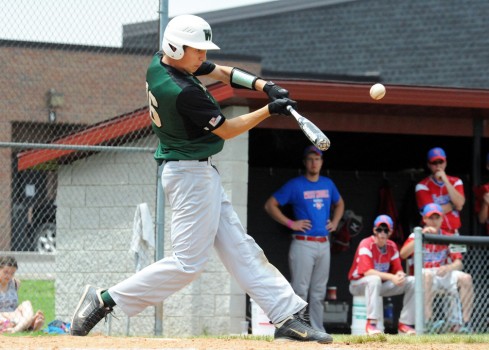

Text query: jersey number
(146, 82), (161, 127)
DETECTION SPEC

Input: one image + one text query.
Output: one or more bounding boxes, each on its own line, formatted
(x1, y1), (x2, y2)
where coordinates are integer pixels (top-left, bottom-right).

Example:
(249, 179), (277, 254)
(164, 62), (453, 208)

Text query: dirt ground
(2, 335), (489, 350)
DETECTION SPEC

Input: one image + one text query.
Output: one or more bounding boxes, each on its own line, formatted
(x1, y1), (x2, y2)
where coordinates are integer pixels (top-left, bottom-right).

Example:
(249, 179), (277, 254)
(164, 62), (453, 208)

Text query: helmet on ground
(162, 15), (220, 60)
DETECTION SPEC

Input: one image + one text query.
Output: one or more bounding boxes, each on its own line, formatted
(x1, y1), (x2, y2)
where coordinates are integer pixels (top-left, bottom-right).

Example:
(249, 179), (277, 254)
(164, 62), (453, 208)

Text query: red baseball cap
(427, 147), (446, 162)
(422, 203), (443, 217)
(373, 215), (393, 230)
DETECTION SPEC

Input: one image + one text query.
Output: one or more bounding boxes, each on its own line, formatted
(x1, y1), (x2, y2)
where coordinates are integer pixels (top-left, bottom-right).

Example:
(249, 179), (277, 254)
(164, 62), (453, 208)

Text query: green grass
(216, 333), (489, 344)
(331, 333), (489, 344)
(17, 280), (55, 326)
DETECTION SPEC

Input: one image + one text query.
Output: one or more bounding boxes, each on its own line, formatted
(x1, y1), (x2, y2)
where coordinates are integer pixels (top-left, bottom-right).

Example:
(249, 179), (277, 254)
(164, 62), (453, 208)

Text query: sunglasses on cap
(374, 227), (389, 234)
(429, 159), (445, 165)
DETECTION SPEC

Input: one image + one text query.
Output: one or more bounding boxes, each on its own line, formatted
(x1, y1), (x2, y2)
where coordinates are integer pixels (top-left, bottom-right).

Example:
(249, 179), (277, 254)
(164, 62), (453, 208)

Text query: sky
(0, 0), (277, 47)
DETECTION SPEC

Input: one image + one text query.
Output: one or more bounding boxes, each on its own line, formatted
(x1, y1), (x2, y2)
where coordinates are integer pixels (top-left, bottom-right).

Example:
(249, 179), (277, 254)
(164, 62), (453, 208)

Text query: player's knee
(368, 275), (382, 287)
(423, 271), (434, 284)
(20, 300), (33, 309)
(457, 273), (473, 287)
(174, 255), (208, 275)
(406, 275), (415, 288)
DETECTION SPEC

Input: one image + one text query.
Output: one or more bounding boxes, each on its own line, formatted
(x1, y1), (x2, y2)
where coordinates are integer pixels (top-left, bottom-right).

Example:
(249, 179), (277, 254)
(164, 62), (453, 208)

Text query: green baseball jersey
(146, 52), (225, 162)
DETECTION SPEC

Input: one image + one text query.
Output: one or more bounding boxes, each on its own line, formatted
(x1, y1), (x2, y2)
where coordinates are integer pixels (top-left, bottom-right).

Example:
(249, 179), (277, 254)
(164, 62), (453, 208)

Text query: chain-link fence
(1, 0), (163, 335)
(413, 230), (489, 334)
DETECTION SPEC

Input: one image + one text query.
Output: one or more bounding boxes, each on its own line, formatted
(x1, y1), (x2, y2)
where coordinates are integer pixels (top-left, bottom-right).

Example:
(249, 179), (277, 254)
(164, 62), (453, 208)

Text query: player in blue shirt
(265, 145), (344, 332)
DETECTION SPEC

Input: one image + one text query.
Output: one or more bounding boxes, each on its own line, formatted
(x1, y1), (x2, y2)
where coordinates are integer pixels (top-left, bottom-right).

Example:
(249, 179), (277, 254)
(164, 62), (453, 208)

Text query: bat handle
(286, 105), (293, 112)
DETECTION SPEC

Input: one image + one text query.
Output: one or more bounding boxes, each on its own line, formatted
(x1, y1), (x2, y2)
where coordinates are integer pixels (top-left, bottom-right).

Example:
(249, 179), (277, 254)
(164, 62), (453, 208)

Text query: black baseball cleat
(274, 313), (333, 343)
(70, 285), (112, 336)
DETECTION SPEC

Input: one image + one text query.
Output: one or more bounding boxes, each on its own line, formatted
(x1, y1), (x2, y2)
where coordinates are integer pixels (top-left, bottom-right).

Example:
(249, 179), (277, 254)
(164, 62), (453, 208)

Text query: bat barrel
(286, 106), (331, 151)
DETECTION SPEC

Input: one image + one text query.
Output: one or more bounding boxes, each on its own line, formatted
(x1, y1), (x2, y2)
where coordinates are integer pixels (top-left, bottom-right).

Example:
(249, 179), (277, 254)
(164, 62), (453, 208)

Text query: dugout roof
(16, 80), (489, 171)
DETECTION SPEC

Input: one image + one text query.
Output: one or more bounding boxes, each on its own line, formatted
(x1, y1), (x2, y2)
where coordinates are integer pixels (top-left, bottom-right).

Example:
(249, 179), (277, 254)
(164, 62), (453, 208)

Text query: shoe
(274, 313), (333, 343)
(297, 307), (311, 325)
(365, 319), (382, 335)
(398, 322), (416, 335)
(70, 285), (112, 336)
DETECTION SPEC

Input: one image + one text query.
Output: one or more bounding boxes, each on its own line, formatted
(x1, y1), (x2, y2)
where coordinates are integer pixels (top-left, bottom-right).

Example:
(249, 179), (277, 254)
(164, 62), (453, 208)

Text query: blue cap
(427, 147), (446, 162)
(422, 203), (443, 217)
(303, 145), (322, 158)
(373, 215), (393, 230)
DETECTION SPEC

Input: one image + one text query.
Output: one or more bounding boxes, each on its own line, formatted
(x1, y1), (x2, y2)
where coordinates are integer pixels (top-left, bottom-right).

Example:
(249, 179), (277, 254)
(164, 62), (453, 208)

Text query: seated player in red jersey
(400, 203), (473, 334)
(348, 215), (415, 335)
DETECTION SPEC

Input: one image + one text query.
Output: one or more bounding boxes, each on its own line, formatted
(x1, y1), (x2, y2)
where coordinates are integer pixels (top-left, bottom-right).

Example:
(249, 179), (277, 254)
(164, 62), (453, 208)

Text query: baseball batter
(264, 146), (344, 332)
(70, 15), (332, 343)
(348, 215), (416, 335)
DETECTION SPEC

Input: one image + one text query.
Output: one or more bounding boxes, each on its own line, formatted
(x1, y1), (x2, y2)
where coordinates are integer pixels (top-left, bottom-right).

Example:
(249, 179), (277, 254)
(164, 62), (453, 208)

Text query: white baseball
(370, 83), (386, 100)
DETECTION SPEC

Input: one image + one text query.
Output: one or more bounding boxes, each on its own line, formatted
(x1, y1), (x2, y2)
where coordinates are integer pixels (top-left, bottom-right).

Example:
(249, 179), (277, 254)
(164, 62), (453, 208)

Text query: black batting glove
(263, 81), (289, 101)
(268, 98), (297, 116)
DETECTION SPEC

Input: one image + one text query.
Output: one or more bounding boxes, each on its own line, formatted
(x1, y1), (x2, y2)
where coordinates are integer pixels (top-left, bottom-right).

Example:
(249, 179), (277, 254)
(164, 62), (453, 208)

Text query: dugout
(236, 80), (489, 332)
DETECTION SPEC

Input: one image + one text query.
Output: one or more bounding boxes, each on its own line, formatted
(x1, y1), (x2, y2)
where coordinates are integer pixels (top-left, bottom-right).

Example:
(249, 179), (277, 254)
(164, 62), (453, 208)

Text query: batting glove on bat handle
(268, 98), (297, 115)
(263, 81), (289, 101)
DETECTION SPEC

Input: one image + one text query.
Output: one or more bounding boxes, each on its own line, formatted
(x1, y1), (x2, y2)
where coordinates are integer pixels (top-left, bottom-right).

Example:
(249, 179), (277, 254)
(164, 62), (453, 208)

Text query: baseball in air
(370, 83), (386, 100)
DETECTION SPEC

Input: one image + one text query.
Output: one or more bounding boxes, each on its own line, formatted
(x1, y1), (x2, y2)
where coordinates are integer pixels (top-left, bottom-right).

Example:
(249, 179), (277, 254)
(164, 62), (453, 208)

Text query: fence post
(414, 226), (424, 335)
(154, 163), (164, 335)
(154, 0), (168, 336)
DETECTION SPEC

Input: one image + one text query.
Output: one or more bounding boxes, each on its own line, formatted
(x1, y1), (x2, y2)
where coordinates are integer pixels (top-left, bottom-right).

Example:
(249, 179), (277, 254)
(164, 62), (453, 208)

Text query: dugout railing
(414, 228), (489, 334)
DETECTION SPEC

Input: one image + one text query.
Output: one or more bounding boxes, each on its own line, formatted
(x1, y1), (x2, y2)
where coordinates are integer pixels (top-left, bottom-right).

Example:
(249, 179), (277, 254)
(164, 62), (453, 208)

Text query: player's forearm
(445, 184), (465, 210)
(399, 241), (414, 259)
(364, 269), (390, 281)
(211, 64), (268, 91)
(212, 107), (270, 139)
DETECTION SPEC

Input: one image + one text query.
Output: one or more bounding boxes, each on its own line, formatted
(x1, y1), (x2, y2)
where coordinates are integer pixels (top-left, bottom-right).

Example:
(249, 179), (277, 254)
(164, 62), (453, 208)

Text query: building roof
(123, 0), (489, 89)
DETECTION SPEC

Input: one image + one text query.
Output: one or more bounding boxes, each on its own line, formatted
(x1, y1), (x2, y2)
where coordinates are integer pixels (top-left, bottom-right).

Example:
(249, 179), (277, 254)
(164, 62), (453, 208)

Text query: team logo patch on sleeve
(209, 115), (222, 127)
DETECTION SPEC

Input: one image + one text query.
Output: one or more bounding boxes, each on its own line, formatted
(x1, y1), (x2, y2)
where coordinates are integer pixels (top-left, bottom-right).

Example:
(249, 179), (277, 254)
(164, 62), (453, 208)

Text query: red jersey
(348, 236), (404, 280)
(474, 183), (489, 235)
(401, 229), (463, 274)
(415, 175), (464, 232)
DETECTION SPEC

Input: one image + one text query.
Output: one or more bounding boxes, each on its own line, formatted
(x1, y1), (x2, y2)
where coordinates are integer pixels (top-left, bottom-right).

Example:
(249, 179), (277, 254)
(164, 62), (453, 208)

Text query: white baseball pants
(349, 274), (415, 325)
(109, 160), (306, 323)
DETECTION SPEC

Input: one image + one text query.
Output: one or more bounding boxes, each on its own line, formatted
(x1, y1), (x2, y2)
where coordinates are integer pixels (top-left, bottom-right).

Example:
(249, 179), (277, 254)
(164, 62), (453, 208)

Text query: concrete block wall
(56, 144), (158, 336)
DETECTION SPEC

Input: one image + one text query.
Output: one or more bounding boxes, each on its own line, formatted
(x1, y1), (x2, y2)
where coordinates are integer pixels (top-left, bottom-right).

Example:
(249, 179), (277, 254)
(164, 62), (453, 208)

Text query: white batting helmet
(162, 15), (220, 60)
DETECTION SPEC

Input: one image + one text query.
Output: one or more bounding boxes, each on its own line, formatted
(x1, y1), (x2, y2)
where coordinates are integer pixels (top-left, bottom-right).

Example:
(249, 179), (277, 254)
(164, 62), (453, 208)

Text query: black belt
(165, 158), (208, 162)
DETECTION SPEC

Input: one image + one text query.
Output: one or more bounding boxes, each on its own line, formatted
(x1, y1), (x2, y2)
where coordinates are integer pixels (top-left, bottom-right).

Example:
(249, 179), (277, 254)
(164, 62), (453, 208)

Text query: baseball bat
(286, 105), (331, 151)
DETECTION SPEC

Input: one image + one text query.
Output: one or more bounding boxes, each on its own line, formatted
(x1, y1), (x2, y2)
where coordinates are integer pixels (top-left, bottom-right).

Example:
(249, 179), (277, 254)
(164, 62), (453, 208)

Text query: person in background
(0, 256), (45, 333)
(415, 147), (465, 234)
(475, 153), (489, 235)
(400, 203), (473, 334)
(348, 215), (416, 335)
(264, 145), (344, 332)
